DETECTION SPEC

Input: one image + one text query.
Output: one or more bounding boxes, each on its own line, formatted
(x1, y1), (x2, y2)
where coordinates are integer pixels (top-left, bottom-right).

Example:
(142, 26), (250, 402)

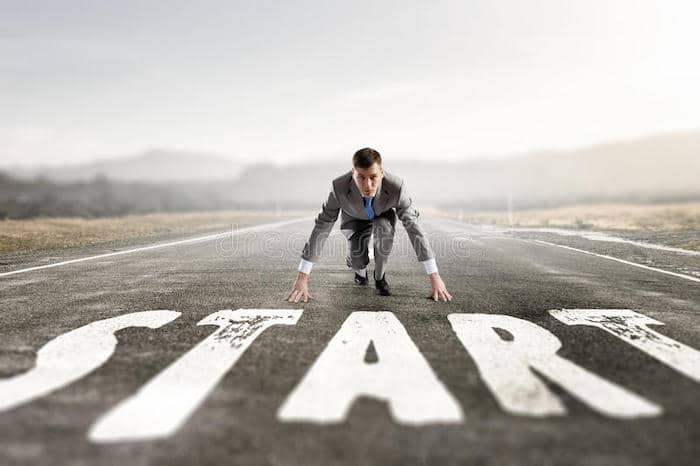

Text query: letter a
(277, 311), (463, 424)
(448, 313), (661, 418)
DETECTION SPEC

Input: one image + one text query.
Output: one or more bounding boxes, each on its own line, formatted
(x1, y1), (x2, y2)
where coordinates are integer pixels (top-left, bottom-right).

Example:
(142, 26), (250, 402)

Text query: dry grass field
(445, 202), (700, 230)
(441, 202), (700, 251)
(0, 210), (312, 254)
(1, 203), (699, 255)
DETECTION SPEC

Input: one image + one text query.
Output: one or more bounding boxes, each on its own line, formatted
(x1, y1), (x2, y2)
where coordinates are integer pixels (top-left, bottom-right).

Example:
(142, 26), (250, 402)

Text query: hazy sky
(2, 0), (699, 166)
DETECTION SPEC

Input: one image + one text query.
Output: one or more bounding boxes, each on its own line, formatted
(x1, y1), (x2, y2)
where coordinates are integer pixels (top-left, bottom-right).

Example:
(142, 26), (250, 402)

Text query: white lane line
(0, 216), (312, 278)
(532, 240), (700, 284)
(436, 218), (700, 257)
(519, 227), (700, 257)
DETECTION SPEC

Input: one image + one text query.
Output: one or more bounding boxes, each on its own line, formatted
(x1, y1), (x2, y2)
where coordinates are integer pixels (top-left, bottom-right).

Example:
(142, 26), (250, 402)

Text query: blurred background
(1, 1), (698, 249)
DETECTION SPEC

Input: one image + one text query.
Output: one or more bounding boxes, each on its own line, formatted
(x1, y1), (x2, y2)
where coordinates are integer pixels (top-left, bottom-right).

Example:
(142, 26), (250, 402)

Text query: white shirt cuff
(421, 258), (438, 274)
(298, 258), (314, 275)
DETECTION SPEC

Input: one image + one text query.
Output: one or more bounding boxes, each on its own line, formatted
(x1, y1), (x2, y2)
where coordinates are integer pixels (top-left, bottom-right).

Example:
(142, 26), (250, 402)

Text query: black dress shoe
(374, 274), (391, 296)
(354, 272), (368, 286)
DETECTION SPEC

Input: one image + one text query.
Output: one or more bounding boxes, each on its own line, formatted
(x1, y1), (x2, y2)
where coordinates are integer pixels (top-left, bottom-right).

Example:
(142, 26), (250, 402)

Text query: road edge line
(532, 240), (700, 284)
(0, 216), (313, 278)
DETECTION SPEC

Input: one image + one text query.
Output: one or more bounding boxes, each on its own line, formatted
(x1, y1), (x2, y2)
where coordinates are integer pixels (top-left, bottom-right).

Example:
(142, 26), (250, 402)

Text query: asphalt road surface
(1, 216), (698, 466)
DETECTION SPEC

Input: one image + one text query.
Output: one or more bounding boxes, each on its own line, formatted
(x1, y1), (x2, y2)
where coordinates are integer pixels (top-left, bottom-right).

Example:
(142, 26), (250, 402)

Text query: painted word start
(1, 308), (698, 443)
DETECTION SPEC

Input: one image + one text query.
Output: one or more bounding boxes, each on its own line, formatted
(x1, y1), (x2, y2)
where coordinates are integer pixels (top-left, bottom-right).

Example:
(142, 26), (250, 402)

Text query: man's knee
(373, 216), (396, 258)
(373, 217), (396, 240)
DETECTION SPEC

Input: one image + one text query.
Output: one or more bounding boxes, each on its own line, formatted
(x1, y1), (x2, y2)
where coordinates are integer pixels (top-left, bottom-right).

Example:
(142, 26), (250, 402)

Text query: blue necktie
(363, 197), (375, 220)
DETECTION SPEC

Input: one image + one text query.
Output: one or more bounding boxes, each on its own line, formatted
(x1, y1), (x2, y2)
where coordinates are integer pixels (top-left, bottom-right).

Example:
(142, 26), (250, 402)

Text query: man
(287, 147), (452, 303)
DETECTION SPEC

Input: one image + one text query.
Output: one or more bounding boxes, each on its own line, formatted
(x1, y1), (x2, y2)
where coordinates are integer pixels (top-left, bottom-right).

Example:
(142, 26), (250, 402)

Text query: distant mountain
(4, 130), (699, 211)
(223, 130), (700, 209)
(10, 149), (244, 183)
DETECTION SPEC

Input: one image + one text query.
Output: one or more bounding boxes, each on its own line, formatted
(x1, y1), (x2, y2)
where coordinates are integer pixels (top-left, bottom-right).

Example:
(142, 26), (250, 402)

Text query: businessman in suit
(287, 147), (453, 303)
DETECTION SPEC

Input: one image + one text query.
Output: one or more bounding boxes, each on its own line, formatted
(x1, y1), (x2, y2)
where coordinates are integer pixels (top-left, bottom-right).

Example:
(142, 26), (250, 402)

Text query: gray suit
(301, 170), (434, 279)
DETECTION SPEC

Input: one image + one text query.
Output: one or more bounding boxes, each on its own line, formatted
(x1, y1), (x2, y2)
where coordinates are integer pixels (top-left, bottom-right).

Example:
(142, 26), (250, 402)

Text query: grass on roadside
(442, 202), (700, 231)
(0, 210), (312, 254)
(439, 202), (700, 251)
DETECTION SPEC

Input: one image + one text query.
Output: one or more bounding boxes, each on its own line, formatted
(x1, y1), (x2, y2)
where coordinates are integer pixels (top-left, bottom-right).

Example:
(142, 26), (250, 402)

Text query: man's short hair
(352, 147), (382, 168)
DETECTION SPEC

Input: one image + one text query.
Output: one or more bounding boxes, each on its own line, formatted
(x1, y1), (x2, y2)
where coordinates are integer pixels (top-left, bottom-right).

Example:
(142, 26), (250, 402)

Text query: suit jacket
(301, 170), (434, 263)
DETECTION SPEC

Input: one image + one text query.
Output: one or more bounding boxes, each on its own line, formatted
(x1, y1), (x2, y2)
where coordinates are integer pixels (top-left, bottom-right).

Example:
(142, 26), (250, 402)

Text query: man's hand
(287, 272), (313, 303)
(428, 272), (453, 302)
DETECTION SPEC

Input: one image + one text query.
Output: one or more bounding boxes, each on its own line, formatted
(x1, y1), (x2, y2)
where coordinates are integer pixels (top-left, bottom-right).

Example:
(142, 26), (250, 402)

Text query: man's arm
(287, 187), (341, 303)
(396, 181), (452, 302)
(300, 186), (341, 265)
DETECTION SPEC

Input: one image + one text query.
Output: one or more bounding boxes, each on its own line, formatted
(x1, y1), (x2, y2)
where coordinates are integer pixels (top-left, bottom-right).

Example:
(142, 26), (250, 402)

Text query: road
(0, 216), (698, 466)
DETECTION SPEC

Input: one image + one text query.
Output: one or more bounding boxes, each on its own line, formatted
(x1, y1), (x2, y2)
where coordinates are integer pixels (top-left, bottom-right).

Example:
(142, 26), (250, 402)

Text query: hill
(227, 131), (700, 210)
(1, 130), (698, 218)
(9, 149), (243, 183)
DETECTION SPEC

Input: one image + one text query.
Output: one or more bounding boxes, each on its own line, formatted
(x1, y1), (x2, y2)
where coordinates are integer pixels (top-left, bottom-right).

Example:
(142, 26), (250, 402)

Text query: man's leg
(342, 218), (373, 277)
(372, 209), (397, 280)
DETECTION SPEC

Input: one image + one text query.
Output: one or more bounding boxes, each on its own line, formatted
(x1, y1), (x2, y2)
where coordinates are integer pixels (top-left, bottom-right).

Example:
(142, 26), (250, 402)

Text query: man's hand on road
(287, 272), (313, 303)
(428, 272), (453, 302)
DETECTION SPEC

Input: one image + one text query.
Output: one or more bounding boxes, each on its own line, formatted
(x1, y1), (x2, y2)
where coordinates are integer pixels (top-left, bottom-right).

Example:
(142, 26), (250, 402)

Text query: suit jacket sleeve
(396, 181), (435, 262)
(301, 185), (341, 262)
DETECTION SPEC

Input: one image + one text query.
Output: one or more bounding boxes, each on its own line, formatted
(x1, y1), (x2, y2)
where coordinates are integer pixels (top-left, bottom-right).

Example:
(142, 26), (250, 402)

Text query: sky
(1, 0), (699, 167)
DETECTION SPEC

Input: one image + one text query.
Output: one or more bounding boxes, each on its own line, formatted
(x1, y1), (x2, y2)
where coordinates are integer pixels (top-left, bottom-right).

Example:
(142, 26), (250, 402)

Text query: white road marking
(89, 309), (303, 443)
(516, 227), (700, 257)
(0, 310), (180, 412)
(550, 309), (700, 383)
(532, 240), (700, 283)
(435, 218), (699, 282)
(438, 219), (700, 257)
(277, 311), (464, 425)
(0, 216), (311, 278)
(448, 313), (661, 418)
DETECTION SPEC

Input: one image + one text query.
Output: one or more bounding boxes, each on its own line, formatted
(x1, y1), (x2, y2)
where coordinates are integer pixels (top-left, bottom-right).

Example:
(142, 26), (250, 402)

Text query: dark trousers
(341, 208), (397, 280)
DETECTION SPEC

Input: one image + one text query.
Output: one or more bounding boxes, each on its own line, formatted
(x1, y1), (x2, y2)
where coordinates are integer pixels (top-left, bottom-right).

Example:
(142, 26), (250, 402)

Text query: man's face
(352, 163), (384, 197)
